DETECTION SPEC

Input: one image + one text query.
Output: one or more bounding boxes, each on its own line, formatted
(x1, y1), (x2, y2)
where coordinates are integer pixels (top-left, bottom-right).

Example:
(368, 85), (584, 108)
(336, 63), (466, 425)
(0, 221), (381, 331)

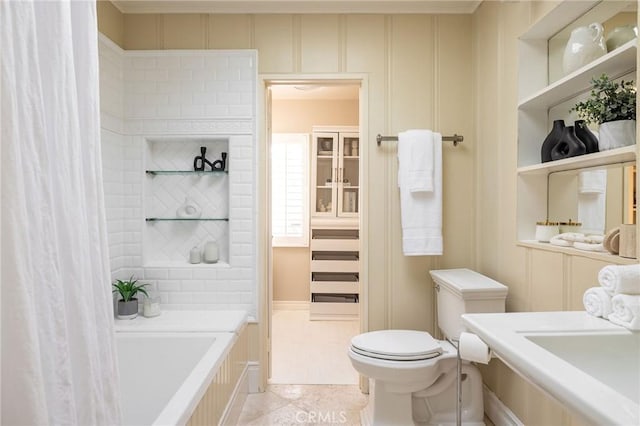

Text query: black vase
(550, 126), (586, 161)
(574, 120), (599, 154)
(541, 119), (565, 163)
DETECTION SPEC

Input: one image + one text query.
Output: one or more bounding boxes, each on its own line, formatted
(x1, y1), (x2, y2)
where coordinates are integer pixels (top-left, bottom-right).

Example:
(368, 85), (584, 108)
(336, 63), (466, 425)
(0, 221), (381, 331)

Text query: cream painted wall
(473, 2), (639, 425)
(97, 0), (123, 47)
(271, 98), (358, 302)
(113, 12), (474, 331)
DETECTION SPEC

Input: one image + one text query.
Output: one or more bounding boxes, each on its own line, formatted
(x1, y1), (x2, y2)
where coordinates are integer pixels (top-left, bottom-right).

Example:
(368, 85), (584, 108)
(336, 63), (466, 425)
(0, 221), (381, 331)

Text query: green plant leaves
(570, 74), (636, 125)
(112, 275), (150, 302)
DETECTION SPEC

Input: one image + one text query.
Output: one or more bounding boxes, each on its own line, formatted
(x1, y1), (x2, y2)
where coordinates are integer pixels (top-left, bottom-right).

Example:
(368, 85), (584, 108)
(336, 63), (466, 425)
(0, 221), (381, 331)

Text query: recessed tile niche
(144, 137), (230, 267)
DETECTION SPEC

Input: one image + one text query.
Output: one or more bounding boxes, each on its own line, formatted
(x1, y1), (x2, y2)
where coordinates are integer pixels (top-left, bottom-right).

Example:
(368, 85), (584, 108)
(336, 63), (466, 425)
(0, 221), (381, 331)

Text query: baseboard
(220, 364), (249, 426)
(483, 384), (524, 426)
(272, 301), (309, 311)
(247, 361), (261, 393)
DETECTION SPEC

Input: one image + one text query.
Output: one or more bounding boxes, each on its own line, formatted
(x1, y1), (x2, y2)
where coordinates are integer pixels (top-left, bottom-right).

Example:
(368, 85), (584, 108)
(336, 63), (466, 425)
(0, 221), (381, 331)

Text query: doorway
(265, 79), (365, 385)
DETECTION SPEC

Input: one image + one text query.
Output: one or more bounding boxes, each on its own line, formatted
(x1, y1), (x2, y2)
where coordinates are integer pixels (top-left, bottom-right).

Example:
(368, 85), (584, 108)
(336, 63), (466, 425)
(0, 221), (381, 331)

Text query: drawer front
(310, 301), (359, 316)
(311, 238), (359, 251)
(311, 260), (359, 273)
(311, 281), (359, 294)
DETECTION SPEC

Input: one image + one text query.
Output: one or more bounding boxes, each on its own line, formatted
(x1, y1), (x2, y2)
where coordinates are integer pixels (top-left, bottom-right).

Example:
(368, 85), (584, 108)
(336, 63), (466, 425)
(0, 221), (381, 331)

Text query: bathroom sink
(462, 311), (640, 425)
(525, 332), (640, 403)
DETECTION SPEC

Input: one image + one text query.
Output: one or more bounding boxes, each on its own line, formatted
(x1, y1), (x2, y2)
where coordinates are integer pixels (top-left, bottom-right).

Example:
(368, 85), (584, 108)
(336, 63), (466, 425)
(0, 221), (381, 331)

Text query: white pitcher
(562, 23), (606, 75)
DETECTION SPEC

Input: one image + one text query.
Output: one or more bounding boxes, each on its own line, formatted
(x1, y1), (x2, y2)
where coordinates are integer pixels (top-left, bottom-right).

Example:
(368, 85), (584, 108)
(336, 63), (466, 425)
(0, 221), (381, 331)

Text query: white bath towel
(598, 264), (640, 295)
(583, 287), (612, 318)
(578, 169), (607, 194)
(398, 129), (436, 193)
(578, 192), (606, 235)
(608, 294), (640, 330)
(398, 130), (443, 255)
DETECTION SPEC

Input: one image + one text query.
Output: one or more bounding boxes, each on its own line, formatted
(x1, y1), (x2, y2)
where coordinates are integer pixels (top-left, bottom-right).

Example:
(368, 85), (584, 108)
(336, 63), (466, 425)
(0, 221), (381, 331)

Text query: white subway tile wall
(98, 35), (257, 316)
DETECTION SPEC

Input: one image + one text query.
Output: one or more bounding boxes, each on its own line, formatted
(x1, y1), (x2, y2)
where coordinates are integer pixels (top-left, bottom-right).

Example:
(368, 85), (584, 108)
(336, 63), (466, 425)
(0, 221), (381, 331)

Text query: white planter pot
(598, 120), (636, 151)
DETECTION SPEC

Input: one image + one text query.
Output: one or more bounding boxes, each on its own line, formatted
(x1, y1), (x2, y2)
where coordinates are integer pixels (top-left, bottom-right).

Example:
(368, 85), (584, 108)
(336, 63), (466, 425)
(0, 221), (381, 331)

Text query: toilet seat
(350, 330), (443, 361)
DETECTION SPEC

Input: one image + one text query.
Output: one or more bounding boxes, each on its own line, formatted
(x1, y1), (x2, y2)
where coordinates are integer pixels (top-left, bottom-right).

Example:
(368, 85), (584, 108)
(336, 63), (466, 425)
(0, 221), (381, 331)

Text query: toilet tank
(430, 268), (508, 340)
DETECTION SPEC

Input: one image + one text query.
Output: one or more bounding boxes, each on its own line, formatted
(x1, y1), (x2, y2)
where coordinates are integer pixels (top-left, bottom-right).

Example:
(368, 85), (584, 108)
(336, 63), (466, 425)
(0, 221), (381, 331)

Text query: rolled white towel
(608, 294), (640, 330)
(583, 287), (612, 318)
(598, 264), (640, 295)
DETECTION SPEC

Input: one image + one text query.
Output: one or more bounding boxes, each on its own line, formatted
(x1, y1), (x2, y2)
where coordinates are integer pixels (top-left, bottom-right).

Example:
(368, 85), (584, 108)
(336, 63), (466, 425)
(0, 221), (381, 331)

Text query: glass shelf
(146, 170), (228, 175)
(145, 218), (229, 222)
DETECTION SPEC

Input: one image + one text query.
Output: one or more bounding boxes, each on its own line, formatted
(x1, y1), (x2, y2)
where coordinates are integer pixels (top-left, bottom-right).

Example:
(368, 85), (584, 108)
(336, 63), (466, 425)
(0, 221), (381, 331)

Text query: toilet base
(361, 364), (485, 426)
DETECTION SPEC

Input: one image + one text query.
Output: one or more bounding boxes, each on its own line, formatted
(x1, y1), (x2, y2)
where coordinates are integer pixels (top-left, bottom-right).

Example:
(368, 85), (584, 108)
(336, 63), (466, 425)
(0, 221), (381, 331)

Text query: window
(271, 133), (309, 247)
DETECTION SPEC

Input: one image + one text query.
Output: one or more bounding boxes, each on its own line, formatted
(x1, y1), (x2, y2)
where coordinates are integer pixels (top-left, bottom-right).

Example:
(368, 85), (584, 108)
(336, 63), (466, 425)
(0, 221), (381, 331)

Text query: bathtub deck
(114, 309), (248, 333)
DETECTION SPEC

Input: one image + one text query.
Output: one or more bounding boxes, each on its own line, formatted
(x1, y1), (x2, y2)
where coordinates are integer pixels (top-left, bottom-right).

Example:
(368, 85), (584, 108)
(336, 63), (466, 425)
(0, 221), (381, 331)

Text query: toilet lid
(351, 330), (442, 361)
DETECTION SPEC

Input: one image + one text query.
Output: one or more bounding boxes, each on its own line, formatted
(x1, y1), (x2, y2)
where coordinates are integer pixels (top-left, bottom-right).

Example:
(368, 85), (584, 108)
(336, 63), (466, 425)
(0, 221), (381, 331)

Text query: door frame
(257, 73), (369, 390)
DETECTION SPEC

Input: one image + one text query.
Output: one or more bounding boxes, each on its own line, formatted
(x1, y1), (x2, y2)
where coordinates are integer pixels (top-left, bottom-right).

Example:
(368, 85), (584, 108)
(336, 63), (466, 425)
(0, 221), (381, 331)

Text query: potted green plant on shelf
(112, 276), (149, 319)
(570, 73), (636, 151)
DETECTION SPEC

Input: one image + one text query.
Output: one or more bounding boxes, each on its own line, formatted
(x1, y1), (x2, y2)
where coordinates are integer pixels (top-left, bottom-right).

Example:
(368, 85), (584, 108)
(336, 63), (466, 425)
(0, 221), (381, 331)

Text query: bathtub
(115, 310), (249, 426)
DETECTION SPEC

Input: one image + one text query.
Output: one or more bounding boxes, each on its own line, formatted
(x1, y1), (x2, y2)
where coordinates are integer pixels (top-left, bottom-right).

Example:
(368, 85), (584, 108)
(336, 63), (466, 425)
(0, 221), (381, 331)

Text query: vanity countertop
(462, 311), (639, 426)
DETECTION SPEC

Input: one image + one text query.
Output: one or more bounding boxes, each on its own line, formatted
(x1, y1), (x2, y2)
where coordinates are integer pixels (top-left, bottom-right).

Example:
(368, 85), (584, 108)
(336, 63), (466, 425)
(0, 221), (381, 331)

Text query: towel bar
(376, 133), (464, 147)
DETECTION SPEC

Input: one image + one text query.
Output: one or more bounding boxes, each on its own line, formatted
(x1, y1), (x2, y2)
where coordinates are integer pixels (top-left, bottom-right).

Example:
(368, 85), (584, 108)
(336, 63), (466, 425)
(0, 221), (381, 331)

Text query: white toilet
(348, 268), (508, 426)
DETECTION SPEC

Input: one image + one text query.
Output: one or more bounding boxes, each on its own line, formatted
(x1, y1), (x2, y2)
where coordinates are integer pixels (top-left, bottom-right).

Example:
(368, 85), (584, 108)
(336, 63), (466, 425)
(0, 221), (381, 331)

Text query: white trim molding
(483, 384), (524, 426)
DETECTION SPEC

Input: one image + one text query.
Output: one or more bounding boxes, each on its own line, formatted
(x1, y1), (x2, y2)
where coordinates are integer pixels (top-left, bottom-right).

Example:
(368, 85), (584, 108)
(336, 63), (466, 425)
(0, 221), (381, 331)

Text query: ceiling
(111, 0), (483, 14)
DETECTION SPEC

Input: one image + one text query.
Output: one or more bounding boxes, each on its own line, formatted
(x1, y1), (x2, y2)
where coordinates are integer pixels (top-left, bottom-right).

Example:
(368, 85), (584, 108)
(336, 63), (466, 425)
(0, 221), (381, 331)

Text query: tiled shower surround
(98, 35), (258, 315)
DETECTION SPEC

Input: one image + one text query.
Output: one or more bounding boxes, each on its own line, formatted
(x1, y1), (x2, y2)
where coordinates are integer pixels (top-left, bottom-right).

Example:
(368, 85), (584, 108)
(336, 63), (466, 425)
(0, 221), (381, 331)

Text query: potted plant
(570, 74), (636, 150)
(112, 276), (149, 319)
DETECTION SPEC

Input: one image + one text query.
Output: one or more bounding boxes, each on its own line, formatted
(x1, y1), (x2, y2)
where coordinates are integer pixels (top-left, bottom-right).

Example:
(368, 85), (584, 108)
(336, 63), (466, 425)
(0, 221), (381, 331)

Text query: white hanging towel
(398, 130), (443, 255)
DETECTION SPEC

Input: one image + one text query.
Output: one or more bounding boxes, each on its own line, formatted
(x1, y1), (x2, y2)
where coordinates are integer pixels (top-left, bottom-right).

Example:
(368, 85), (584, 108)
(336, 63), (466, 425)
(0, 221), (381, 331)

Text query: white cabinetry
(516, 0), (638, 263)
(309, 227), (359, 320)
(311, 126), (360, 221)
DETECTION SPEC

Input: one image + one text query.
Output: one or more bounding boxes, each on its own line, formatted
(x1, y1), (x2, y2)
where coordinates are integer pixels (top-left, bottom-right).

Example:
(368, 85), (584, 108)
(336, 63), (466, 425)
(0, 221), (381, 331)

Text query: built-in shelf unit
(144, 137), (229, 266)
(309, 126), (360, 320)
(516, 0), (638, 263)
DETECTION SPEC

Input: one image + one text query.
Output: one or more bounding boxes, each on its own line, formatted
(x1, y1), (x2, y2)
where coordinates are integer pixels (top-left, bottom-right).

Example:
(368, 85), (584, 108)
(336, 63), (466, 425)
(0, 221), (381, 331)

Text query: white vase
(598, 120), (636, 151)
(605, 25), (637, 52)
(562, 23), (606, 75)
(203, 241), (219, 263)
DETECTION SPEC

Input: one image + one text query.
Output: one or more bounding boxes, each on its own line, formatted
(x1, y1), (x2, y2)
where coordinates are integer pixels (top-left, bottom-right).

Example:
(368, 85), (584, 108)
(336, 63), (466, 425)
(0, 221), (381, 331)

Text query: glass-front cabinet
(311, 126), (359, 218)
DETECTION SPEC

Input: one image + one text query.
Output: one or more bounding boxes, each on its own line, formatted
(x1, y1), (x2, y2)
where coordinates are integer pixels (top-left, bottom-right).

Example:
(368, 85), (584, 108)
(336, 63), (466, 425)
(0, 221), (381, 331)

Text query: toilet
(348, 268), (508, 426)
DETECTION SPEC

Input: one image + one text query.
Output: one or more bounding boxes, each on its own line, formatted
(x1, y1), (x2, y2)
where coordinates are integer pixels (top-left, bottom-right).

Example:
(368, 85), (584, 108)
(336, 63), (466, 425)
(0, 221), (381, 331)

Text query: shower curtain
(1, 1), (121, 424)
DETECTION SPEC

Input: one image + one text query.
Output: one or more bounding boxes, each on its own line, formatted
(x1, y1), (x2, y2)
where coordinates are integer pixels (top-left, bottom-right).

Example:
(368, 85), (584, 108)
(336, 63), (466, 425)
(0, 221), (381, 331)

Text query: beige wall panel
(496, 362), (529, 423)
(162, 14), (206, 49)
(300, 15), (341, 73)
(247, 322), (259, 362)
(387, 15), (435, 331)
(503, 246), (528, 312)
(529, 250), (564, 311)
(567, 256), (609, 310)
(435, 15), (475, 270)
(345, 15), (386, 73)
(253, 15), (295, 73)
(272, 99), (358, 133)
(389, 15), (434, 130)
(473, 1), (501, 279)
(344, 15), (389, 332)
(272, 247), (310, 301)
(208, 15), (253, 49)
(530, 1), (560, 24)
(97, 1), (124, 47)
(526, 385), (569, 426)
(123, 14), (160, 50)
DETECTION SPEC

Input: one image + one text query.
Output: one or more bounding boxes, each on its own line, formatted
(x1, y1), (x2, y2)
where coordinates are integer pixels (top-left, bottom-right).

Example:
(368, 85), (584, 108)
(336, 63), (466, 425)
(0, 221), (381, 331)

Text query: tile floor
(235, 310), (495, 425)
(236, 384), (367, 425)
(269, 309), (360, 385)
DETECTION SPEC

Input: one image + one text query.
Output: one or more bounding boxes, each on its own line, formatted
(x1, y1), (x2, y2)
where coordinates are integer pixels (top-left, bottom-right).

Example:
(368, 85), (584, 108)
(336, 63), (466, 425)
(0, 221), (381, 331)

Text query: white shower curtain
(1, 1), (121, 424)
